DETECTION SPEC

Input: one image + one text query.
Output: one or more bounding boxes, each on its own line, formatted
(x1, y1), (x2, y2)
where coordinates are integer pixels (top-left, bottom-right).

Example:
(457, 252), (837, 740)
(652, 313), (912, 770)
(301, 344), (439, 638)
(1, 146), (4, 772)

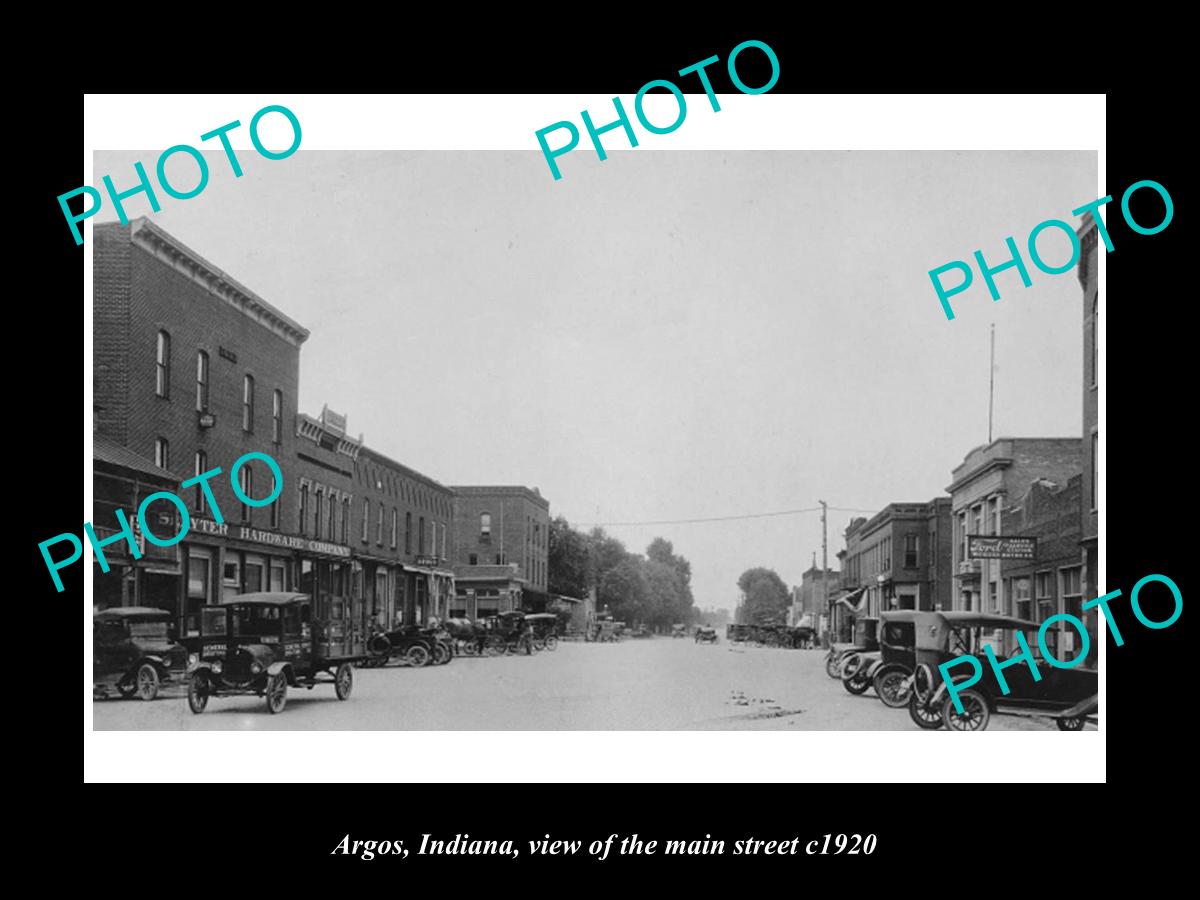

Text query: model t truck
(187, 592), (368, 715)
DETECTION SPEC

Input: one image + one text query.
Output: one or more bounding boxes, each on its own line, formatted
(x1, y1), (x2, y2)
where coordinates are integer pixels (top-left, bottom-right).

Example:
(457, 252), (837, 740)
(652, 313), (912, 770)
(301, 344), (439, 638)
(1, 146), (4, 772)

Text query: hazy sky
(94, 148), (1095, 610)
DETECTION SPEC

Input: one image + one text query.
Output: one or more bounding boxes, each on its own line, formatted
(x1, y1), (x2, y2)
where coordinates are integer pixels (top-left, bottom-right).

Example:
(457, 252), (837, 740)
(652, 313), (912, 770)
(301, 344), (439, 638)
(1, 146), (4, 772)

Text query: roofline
(119, 218), (310, 348)
(360, 445), (453, 493)
(450, 485), (550, 508)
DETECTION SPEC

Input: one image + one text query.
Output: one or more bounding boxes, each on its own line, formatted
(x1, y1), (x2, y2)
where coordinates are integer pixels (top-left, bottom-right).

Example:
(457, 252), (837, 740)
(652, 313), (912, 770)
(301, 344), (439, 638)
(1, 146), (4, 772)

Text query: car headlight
(250, 661), (263, 675)
(211, 660), (223, 674)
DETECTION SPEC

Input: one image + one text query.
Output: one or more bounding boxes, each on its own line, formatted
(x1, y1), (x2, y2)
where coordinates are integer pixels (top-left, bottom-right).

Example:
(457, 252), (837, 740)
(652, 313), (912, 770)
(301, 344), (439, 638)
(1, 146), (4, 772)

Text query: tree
(737, 567), (790, 625)
(599, 557), (648, 624)
(548, 516), (589, 598)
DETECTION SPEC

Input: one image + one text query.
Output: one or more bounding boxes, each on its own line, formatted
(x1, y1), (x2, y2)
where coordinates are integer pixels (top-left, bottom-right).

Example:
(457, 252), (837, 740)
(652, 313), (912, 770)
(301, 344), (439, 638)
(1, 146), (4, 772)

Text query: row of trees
(736, 567), (791, 625)
(548, 517), (702, 630)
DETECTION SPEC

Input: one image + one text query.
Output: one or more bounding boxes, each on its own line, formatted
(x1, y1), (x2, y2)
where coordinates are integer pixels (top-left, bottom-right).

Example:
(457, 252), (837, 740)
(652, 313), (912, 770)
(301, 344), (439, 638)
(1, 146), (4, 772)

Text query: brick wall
(452, 488), (550, 591)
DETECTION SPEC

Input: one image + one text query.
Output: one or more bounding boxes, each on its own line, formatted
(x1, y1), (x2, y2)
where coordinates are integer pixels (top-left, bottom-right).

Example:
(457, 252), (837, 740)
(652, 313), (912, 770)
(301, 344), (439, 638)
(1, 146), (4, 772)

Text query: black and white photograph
(85, 133), (1099, 736)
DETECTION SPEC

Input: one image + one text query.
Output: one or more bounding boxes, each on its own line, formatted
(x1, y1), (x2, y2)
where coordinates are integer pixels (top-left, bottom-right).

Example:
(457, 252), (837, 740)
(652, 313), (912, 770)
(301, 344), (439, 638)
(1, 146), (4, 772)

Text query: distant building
(790, 564), (839, 628)
(451, 486), (550, 616)
(946, 437), (1081, 616)
(1078, 213), (1099, 608)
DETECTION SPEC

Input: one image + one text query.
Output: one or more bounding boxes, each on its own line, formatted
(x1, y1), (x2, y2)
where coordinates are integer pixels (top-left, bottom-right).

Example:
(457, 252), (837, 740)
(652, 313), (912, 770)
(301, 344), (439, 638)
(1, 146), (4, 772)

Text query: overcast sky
(94, 148), (1095, 610)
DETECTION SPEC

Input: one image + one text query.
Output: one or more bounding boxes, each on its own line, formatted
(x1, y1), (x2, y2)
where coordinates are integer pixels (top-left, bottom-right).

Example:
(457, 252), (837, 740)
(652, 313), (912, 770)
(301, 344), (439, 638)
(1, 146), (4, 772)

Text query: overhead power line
(574, 505), (880, 528)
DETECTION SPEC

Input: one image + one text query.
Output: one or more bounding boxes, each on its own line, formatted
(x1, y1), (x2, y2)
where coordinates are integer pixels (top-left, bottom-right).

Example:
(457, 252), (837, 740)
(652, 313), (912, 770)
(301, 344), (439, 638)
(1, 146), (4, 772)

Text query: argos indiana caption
(333, 832), (877, 861)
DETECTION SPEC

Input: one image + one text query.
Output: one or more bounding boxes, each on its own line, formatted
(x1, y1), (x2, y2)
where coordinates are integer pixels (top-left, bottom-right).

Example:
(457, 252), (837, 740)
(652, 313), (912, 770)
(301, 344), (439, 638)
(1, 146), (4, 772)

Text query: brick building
(1000, 474), (1089, 662)
(451, 486), (550, 617)
(790, 563), (839, 629)
(1078, 213), (1099, 606)
(946, 437), (1081, 619)
(838, 498), (953, 619)
(94, 218), (309, 637)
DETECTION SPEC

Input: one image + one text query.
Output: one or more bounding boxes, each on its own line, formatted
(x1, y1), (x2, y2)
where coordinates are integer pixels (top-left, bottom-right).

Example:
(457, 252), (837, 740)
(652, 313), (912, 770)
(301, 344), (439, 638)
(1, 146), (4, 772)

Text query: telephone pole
(820, 500), (829, 645)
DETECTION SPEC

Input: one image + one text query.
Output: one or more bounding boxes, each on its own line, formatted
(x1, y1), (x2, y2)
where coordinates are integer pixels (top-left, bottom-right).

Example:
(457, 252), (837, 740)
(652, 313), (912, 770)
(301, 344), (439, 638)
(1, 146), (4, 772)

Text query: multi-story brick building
(946, 437), (1081, 620)
(450, 486), (550, 617)
(1078, 212), (1099, 607)
(790, 563), (839, 628)
(94, 218), (309, 637)
(838, 499), (953, 618)
(1000, 474), (1088, 662)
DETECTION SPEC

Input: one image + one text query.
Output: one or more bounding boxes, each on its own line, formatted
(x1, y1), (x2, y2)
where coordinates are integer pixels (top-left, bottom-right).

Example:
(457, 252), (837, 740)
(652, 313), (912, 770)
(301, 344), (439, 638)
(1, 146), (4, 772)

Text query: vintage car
(695, 626), (719, 644)
(726, 624), (749, 643)
(187, 592), (368, 714)
(524, 613), (561, 651)
(824, 617), (879, 679)
(861, 610), (920, 707)
(93, 606), (188, 701)
(906, 611), (1098, 731)
(365, 622), (449, 667)
(671, 623), (687, 638)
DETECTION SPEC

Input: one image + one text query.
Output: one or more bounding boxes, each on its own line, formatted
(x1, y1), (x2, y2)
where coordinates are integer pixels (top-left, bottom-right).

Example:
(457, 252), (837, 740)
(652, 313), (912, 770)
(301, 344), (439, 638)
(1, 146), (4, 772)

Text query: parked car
(93, 606), (188, 701)
(671, 623), (687, 638)
(695, 626), (718, 644)
(906, 611), (1098, 731)
(525, 613), (561, 651)
(824, 617), (879, 679)
(865, 610), (920, 708)
(187, 592), (367, 715)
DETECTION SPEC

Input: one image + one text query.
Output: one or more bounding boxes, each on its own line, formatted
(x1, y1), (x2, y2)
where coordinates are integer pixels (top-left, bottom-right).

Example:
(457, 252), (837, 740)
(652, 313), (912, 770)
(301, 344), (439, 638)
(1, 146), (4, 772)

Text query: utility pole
(988, 323), (996, 443)
(820, 500), (829, 646)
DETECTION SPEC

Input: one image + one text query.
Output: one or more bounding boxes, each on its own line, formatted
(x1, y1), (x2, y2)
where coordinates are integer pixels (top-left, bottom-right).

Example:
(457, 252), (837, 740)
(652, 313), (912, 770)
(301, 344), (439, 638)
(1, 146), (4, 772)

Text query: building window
(440, 523), (447, 560)
(342, 497), (350, 544)
(405, 512), (412, 554)
(243, 375), (255, 432)
(196, 350), (209, 412)
(480, 513), (491, 540)
(239, 465), (252, 523)
(314, 490), (324, 540)
(155, 330), (171, 398)
(1091, 293), (1098, 389)
(495, 553), (503, 565)
(377, 502), (384, 545)
(391, 508), (398, 549)
(270, 473), (280, 530)
(958, 511), (968, 562)
(1091, 430), (1098, 512)
(1060, 566), (1083, 626)
(904, 534), (918, 568)
(469, 553), (478, 565)
(327, 491), (336, 540)
(154, 437), (169, 471)
(299, 484), (309, 536)
(989, 497), (1000, 535)
(929, 528), (936, 569)
(1035, 570), (1054, 624)
(361, 499), (369, 543)
(419, 517), (426, 554)
(272, 389), (283, 443)
(972, 505), (983, 538)
(1013, 576), (1032, 621)
(194, 451), (207, 513)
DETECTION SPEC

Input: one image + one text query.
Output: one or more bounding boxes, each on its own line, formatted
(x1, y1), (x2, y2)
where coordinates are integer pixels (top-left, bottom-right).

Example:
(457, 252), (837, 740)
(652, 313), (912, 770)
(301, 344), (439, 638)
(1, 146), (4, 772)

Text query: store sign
(967, 536), (1037, 560)
(191, 517), (351, 557)
(415, 555), (439, 568)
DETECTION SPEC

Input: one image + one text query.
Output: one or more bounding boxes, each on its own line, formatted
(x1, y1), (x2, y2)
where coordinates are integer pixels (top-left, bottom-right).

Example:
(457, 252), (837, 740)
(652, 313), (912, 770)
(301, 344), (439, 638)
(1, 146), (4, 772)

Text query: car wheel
(431, 643), (449, 666)
(335, 663), (354, 700)
(136, 663), (160, 701)
(1056, 716), (1085, 731)
(545, 636), (558, 651)
(875, 670), (911, 709)
(943, 689), (990, 731)
(840, 653), (864, 679)
(908, 693), (944, 730)
(842, 671), (871, 696)
(265, 672), (288, 713)
(406, 645), (430, 668)
(825, 652), (842, 679)
(532, 638), (546, 652)
(188, 672), (210, 714)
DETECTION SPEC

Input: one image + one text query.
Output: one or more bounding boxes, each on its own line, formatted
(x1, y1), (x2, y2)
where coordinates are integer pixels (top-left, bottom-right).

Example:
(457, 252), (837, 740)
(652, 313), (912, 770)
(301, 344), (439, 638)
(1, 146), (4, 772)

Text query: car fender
(931, 675), (995, 711)
(1060, 693), (1098, 719)
(266, 661), (295, 684)
(139, 654), (173, 674)
(870, 661), (906, 680)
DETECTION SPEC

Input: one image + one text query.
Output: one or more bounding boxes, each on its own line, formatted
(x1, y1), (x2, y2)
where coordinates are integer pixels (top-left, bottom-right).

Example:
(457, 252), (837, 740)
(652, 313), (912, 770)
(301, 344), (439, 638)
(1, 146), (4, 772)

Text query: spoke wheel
(187, 672), (210, 714)
(842, 671), (871, 695)
(265, 672), (288, 714)
(406, 645), (430, 667)
(875, 671), (912, 709)
(908, 694), (944, 730)
(335, 663), (354, 700)
(943, 689), (990, 731)
(1056, 716), (1085, 731)
(431, 643), (449, 666)
(136, 663), (160, 701)
(545, 635), (558, 651)
(825, 653), (842, 679)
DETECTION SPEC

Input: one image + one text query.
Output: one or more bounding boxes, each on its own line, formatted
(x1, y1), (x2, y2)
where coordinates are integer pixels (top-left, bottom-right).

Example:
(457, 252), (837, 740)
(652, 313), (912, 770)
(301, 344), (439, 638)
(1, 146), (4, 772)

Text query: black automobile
(695, 626), (718, 644)
(93, 606), (188, 701)
(187, 592), (366, 715)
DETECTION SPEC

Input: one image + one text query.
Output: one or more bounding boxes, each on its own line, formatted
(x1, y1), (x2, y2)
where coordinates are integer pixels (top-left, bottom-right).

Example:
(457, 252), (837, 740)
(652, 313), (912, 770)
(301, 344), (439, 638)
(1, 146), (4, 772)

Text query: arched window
(156, 331), (171, 398)
(196, 351), (209, 412)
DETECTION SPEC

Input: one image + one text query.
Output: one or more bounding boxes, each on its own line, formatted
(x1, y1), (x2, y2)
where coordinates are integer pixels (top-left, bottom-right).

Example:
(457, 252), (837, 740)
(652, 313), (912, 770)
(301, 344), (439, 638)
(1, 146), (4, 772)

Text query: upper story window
(194, 451), (207, 513)
(405, 512), (412, 554)
(270, 474), (280, 530)
(904, 534), (918, 568)
(243, 375), (255, 433)
(1091, 294), (1098, 389)
(361, 498), (369, 543)
(196, 351), (209, 412)
(272, 389), (283, 443)
(239, 465), (253, 523)
(298, 483), (309, 536)
(480, 513), (491, 540)
(314, 489), (324, 541)
(155, 331), (171, 398)
(154, 437), (169, 471)
(376, 502), (384, 545)
(419, 517), (426, 554)
(391, 508), (398, 549)
(342, 497), (350, 544)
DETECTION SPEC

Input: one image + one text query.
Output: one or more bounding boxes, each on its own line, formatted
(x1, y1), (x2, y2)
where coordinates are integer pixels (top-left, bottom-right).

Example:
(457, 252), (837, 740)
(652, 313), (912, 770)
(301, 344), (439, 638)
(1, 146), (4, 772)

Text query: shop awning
(835, 586), (869, 614)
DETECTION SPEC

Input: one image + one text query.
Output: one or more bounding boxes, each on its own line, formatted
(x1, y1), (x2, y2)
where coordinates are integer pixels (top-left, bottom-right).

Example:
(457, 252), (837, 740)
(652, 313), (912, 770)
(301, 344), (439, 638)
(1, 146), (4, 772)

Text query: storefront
(404, 557), (456, 625)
